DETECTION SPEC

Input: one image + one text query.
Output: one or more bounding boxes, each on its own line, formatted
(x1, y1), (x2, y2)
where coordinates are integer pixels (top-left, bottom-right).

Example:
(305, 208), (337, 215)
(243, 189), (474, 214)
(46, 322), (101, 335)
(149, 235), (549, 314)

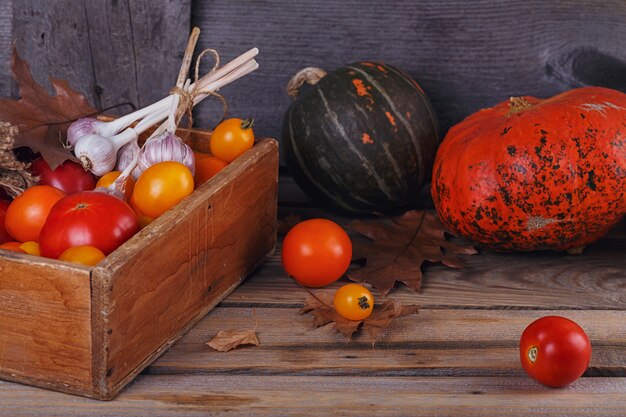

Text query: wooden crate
(0, 131), (279, 400)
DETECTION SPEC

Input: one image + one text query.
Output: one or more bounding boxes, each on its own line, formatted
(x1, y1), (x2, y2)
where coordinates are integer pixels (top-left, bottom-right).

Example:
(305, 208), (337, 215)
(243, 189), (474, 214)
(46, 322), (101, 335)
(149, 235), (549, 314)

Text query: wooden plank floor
(0, 175), (625, 416)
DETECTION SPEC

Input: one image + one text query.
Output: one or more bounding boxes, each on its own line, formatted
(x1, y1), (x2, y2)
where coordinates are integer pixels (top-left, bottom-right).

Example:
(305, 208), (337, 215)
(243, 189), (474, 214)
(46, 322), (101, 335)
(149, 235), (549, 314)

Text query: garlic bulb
(67, 118), (103, 148)
(116, 140), (143, 179)
(73, 134), (117, 176)
(138, 132), (195, 175)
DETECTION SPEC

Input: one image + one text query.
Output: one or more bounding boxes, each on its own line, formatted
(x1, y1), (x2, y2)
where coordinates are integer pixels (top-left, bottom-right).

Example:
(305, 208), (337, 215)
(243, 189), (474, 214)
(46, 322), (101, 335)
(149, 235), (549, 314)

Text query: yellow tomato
(19, 241), (40, 256)
(209, 118), (254, 162)
(58, 245), (105, 266)
(96, 171), (135, 201)
(132, 161), (194, 219)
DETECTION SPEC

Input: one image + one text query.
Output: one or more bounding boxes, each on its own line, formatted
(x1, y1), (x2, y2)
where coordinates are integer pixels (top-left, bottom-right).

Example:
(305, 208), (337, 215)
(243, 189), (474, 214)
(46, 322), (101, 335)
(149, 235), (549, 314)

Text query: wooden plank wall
(1, 1), (626, 147)
(2, 0), (191, 113)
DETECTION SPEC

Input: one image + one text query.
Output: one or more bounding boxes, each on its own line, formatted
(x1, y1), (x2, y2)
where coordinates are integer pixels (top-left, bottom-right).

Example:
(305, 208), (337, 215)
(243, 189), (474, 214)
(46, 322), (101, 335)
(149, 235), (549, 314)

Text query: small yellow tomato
(19, 241), (40, 256)
(333, 284), (374, 321)
(210, 118), (255, 162)
(96, 171), (135, 201)
(132, 161), (194, 219)
(58, 245), (106, 266)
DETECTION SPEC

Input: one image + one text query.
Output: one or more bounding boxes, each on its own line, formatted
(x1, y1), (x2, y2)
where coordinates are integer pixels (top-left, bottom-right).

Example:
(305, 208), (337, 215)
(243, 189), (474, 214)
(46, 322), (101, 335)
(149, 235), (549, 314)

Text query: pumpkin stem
(286, 67), (328, 99)
(508, 96), (533, 114)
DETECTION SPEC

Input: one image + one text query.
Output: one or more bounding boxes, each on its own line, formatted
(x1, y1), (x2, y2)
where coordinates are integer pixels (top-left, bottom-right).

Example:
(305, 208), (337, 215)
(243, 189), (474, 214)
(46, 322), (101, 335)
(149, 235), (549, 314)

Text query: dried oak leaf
(300, 291), (419, 343)
(349, 210), (478, 295)
(206, 330), (260, 352)
(0, 48), (96, 169)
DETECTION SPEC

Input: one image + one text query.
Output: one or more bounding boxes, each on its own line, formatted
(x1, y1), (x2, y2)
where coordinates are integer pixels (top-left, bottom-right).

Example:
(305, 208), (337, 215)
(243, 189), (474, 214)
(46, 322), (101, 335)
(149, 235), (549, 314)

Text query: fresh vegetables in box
(0, 27), (261, 265)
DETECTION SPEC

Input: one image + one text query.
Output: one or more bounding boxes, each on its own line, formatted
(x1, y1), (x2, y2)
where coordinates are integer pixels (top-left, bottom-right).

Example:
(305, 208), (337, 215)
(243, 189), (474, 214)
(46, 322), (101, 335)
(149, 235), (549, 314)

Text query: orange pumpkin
(432, 87), (626, 252)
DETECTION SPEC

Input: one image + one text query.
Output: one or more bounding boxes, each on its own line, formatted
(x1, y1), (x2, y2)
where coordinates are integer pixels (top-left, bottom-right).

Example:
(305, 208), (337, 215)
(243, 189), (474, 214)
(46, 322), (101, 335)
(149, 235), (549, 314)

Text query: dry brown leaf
(206, 330), (260, 352)
(0, 48), (96, 168)
(349, 210), (477, 295)
(300, 291), (418, 343)
(277, 213), (302, 235)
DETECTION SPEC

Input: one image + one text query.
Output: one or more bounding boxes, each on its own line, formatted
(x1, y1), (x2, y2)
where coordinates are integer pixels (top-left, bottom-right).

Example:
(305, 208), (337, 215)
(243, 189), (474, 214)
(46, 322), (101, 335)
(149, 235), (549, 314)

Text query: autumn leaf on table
(206, 330), (260, 352)
(349, 210), (478, 295)
(300, 291), (419, 343)
(0, 48), (96, 169)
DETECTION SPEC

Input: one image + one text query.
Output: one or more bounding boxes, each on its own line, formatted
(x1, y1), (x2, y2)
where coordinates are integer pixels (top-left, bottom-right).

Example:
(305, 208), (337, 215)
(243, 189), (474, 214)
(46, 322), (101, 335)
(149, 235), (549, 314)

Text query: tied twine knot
(169, 48), (229, 132)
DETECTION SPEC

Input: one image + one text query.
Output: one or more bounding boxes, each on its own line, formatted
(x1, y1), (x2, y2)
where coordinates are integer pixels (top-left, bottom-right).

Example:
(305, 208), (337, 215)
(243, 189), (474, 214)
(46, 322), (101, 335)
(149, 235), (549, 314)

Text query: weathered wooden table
(0, 177), (624, 416)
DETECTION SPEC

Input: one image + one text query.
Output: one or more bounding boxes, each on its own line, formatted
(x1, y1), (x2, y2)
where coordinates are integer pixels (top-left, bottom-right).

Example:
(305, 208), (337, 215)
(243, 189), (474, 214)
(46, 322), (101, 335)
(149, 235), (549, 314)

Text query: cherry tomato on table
(30, 157), (96, 194)
(281, 218), (352, 287)
(519, 316), (592, 387)
(59, 245), (106, 266)
(39, 191), (139, 259)
(132, 161), (194, 219)
(210, 118), (255, 162)
(334, 284), (374, 321)
(4, 185), (66, 242)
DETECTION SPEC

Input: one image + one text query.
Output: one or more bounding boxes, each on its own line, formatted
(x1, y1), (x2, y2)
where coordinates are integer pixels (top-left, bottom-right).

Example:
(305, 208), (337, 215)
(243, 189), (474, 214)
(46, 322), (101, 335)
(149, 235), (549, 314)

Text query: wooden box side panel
(93, 139), (278, 396)
(0, 255), (92, 390)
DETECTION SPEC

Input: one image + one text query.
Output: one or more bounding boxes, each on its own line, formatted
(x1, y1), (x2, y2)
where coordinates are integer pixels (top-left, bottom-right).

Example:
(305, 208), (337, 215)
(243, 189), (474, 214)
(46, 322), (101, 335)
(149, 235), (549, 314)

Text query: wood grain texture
(224, 236), (626, 309)
(190, 0), (626, 142)
(0, 375), (625, 416)
(0, 0), (12, 96)
(91, 138), (278, 398)
(0, 254), (92, 390)
(10, 0), (190, 112)
(148, 307), (625, 377)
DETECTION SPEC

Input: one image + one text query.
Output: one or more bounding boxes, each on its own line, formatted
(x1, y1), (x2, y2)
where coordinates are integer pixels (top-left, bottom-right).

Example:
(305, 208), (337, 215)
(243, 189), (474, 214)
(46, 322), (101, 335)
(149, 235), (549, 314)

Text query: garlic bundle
(86, 27), (258, 199)
(116, 140), (142, 179)
(138, 132), (195, 175)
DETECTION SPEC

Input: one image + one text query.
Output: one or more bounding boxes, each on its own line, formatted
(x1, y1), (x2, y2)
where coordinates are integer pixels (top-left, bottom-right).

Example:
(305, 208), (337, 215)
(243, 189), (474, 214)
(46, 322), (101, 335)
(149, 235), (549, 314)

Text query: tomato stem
(241, 118), (254, 130)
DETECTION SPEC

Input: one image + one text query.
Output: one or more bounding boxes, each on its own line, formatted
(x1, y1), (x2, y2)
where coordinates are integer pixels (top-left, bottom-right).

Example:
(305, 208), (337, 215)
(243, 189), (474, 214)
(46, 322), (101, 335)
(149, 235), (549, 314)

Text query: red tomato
(194, 152), (228, 186)
(5, 185), (66, 242)
(519, 316), (592, 387)
(281, 218), (352, 287)
(30, 157), (96, 194)
(39, 191), (139, 259)
(0, 200), (11, 244)
(210, 118), (255, 162)
(0, 241), (25, 253)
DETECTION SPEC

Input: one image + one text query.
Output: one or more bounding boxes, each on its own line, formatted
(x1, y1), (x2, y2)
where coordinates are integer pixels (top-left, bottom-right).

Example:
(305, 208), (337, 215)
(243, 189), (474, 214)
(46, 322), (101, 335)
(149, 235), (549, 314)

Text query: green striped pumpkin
(282, 62), (439, 214)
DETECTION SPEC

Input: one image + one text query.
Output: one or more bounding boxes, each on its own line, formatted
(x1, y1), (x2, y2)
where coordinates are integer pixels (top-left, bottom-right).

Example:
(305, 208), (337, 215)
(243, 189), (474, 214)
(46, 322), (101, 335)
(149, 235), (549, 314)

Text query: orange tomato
(334, 284), (374, 321)
(132, 161), (194, 218)
(194, 152), (228, 186)
(281, 218), (352, 287)
(0, 241), (25, 253)
(209, 118), (255, 162)
(96, 171), (135, 201)
(58, 245), (105, 266)
(19, 241), (40, 256)
(5, 185), (66, 242)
